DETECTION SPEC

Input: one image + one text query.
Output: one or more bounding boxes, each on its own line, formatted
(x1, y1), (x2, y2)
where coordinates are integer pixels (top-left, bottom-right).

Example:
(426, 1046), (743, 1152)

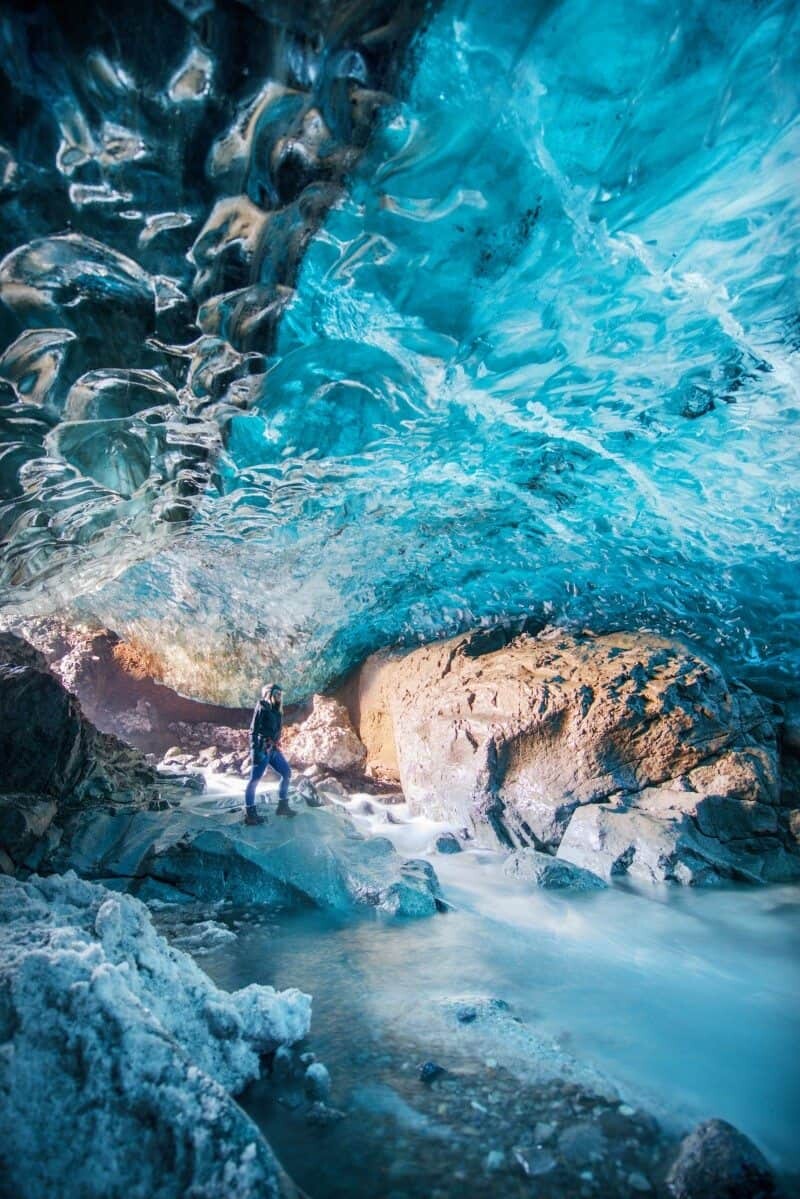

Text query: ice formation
(0, 0), (797, 702)
(0, 871), (310, 1198)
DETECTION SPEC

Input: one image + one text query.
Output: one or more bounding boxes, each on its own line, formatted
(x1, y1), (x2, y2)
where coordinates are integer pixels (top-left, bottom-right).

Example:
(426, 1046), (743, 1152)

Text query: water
(196, 784), (800, 1194)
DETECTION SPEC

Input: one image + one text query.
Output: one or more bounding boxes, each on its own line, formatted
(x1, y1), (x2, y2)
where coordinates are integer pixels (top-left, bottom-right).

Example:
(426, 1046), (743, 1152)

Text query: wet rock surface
(503, 848), (607, 891)
(241, 988), (678, 1199)
(345, 626), (800, 884)
(666, 1118), (777, 1199)
(42, 794), (444, 919)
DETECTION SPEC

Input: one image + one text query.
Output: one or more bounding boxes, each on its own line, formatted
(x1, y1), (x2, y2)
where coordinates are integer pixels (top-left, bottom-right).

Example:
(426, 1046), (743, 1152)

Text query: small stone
(456, 1004), (477, 1023)
(419, 1060), (446, 1084)
(435, 832), (462, 854)
(628, 1171), (652, 1192)
(666, 1117), (775, 1199)
(485, 1057), (497, 1069)
(485, 1150), (504, 1172)
(304, 1062), (331, 1101)
(534, 1121), (556, 1144)
(618, 1104), (636, 1117)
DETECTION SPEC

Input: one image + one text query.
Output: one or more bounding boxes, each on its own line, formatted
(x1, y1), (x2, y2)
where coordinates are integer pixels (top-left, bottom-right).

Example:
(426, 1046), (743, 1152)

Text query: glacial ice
(0, 871), (309, 1198)
(0, 0), (798, 703)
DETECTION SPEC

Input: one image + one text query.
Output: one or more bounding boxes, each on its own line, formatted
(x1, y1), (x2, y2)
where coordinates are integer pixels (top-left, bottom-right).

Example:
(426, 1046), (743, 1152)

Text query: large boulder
(343, 626), (799, 884)
(0, 871), (308, 1199)
(666, 1118), (775, 1199)
(283, 693), (367, 773)
(48, 801), (444, 919)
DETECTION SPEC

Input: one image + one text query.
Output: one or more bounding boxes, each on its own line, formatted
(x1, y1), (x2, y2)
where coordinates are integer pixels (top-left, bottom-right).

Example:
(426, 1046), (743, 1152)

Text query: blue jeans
(245, 746), (291, 807)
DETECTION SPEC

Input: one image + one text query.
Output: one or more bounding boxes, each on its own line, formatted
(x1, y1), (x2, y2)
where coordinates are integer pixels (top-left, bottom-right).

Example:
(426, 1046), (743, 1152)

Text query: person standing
(244, 683), (294, 823)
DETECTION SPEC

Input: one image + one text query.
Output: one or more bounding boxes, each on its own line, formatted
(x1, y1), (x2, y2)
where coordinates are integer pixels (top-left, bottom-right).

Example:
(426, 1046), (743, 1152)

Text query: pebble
(485, 1150), (504, 1172)
(419, 1061), (446, 1084)
(618, 1104), (636, 1117)
(485, 1057), (497, 1069)
(628, 1171), (652, 1192)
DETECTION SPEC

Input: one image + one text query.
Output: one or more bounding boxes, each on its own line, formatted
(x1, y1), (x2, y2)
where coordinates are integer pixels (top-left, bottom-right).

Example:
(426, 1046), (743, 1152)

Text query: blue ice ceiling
(0, 0), (798, 703)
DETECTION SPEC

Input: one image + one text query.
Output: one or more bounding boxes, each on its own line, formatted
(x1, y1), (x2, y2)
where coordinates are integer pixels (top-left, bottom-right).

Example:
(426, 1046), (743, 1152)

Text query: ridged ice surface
(1, 0), (798, 701)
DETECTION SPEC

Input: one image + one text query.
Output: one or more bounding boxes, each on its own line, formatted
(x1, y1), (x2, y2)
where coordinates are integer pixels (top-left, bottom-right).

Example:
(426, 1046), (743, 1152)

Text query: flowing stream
(194, 779), (800, 1196)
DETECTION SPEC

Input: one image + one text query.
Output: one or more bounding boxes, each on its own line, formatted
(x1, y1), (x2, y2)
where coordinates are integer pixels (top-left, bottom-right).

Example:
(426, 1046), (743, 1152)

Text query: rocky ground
(245, 990), (787, 1199)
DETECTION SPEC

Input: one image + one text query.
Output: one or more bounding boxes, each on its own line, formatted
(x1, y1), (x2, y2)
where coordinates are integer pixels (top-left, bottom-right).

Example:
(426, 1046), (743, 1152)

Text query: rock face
(0, 632), (157, 870)
(666, 1118), (775, 1199)
(2, 618), (251, 754)
(0, 871), (309, 1199)
(283, 693), (367, 773)
(343, 626), (800, 884)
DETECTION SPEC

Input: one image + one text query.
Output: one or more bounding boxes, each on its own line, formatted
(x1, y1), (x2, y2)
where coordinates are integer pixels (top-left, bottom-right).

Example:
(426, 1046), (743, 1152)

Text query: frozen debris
(0, 871), (310, 1198)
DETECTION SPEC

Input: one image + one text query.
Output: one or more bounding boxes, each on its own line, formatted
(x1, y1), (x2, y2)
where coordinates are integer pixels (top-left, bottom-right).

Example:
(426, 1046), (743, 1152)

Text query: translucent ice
(0, 0), (797, 701)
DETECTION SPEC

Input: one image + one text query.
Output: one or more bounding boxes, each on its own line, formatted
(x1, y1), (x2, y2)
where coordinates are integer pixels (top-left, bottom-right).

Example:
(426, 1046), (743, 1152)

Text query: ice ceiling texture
(0, 0), (798, 704)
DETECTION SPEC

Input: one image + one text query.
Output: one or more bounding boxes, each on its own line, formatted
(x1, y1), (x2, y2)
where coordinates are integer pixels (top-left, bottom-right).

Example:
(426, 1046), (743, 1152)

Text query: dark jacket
(250, 700), (282, 753)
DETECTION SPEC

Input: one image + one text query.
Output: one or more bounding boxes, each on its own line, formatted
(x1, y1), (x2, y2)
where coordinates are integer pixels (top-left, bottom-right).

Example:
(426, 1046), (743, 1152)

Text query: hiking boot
(244, 808), (266, 825)
(275, 799), (296, 818)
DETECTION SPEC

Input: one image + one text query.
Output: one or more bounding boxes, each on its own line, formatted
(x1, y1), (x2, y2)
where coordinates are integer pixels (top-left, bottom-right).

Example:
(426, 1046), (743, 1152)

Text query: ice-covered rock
(283, 694), (367, 773)
(0, 871), (309, 1199)
(345, 627), (798, 884)
(48, 800), (443, 918)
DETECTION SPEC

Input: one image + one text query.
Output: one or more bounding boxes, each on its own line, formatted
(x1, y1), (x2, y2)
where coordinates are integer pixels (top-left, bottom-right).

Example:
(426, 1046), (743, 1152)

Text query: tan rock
(284, 694), (366, 773)
(343, 626), (796, 883)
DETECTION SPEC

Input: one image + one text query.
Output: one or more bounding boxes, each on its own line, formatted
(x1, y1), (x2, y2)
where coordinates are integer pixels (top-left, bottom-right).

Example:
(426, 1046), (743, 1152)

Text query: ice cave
(0, 1), (798, 1196)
